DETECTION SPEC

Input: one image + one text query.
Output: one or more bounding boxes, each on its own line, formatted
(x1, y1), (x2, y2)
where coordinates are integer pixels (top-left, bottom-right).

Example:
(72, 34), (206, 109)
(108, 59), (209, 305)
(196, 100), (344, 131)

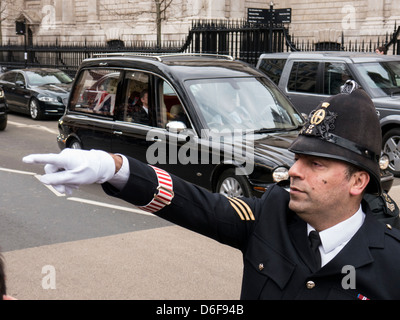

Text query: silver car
(257, 51), (400, 176)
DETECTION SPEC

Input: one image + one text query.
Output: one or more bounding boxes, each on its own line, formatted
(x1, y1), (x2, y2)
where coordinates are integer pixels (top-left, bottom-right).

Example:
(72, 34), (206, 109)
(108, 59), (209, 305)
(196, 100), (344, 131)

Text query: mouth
(289, 185), (305, 195)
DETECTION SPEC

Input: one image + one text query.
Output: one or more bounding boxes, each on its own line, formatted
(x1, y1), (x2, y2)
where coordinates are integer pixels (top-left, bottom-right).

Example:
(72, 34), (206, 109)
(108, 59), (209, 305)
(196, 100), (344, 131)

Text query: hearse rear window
(69, 69), (121, 116)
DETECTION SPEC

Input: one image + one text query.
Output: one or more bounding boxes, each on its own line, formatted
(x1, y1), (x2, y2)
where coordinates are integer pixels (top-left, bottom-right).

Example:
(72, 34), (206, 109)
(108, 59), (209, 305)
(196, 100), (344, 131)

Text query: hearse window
(117, 71), (150, 124)
(288, 61), (318, 93)
(161, 81), (191, 129)
(70, 69), (121, 116)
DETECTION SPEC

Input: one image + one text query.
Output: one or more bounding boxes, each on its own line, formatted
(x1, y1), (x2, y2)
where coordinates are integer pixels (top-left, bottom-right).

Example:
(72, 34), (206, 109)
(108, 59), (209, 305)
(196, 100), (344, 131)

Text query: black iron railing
(0, 19), (399, 76)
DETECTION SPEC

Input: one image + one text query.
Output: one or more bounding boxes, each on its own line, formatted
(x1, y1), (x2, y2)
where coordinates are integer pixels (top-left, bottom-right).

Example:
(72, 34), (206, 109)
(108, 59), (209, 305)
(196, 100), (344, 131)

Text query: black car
(57, 53), (309, 197)
(257, 52), (400, 176)
(57, 53), (393, 196)
(0, 87), (7, 131)
(0, 68), (73, 120)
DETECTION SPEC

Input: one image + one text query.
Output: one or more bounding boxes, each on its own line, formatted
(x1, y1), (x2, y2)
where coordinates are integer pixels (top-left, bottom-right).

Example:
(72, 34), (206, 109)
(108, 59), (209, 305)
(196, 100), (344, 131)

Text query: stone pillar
(228, 0), (244, 19)
(361, 0), (384, 35)
(54, 0), (63, 24)
(186, 0), (225, 19)
(62, 0), (75, 25)
(386, 0), (400, 30)
(54, 0), (75, 25)
(366, 0), (384, 18)
(87, 0), (99, 24)
(207, 0), (225, 19)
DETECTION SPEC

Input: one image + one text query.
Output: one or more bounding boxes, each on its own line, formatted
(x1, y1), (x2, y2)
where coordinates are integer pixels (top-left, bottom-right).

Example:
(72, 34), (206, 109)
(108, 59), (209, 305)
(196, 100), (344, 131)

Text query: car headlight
(379, 154), (389, 170)
(0, 88), (4, 98)
(38, 96), (58, 102)
(272, 167), (289, 183)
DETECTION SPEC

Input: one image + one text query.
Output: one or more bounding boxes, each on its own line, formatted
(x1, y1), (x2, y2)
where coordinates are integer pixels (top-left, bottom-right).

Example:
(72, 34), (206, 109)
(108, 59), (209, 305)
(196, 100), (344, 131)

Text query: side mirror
(15, 80), (25, 88)
(166, 121), (187, 133)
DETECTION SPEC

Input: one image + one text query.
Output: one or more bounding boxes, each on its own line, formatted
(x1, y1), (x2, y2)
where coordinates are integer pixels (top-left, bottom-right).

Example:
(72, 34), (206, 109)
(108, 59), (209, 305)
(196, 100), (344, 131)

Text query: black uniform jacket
(103, 157), (400, 300)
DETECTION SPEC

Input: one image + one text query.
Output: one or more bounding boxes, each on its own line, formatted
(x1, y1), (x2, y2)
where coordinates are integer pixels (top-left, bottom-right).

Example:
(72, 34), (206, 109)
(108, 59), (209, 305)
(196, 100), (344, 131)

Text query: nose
(288, 157), (304, 179)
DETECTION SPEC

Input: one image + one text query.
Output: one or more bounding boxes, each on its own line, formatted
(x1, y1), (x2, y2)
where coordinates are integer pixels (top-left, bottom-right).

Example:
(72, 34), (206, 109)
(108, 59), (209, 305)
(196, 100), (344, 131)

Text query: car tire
(29, 98), (43, 120)
(383, 128), (400, 176)
(0, 115), (7, 131)
(216, 168), (252, 198)
(68, 139), (82, 149)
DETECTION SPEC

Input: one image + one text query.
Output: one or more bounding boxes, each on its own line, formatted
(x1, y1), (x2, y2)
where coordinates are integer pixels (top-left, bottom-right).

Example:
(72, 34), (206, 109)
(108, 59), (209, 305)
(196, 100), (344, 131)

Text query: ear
(349, 171), (370, 196)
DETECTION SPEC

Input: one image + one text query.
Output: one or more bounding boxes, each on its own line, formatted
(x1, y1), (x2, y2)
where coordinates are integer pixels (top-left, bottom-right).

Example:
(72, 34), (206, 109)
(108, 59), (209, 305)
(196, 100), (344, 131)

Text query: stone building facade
(3, 0), (400, 47)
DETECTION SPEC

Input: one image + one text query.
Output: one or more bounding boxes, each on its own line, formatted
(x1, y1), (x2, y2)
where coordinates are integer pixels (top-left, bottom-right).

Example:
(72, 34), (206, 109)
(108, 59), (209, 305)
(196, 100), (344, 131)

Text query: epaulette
(228, 197), (255, 221)
(384, 222), (400, 242)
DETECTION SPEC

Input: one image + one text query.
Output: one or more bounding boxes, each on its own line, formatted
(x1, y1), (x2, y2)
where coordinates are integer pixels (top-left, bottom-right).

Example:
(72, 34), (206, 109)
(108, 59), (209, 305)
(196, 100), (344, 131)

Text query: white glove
(23, 149), (116, 195)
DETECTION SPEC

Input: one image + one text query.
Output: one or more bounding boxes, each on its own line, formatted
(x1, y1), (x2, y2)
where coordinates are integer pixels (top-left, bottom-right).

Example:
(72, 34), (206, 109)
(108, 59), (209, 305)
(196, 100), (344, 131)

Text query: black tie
(308, 230), (322, 270)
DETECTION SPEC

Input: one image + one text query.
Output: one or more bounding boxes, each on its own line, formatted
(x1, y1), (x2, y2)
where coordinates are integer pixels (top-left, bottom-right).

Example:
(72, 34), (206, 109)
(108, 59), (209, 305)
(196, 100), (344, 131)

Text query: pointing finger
(23, 153), (64, 166)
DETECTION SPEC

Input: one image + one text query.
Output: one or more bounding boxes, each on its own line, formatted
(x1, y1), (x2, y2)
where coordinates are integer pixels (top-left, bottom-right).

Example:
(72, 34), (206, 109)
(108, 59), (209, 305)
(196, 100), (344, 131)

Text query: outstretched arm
(24, 149), (258, 250)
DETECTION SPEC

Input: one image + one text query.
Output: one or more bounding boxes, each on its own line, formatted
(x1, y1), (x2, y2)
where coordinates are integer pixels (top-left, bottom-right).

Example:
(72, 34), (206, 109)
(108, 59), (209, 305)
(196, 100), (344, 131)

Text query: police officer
(24, 89), (400, 300)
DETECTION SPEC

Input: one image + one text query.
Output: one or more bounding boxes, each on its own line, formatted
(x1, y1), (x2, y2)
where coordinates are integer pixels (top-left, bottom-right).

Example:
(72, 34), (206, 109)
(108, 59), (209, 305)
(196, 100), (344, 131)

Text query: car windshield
(185, 77), (304, 132)
(26, 70), (73, 86)
(354, 61), (400, 97)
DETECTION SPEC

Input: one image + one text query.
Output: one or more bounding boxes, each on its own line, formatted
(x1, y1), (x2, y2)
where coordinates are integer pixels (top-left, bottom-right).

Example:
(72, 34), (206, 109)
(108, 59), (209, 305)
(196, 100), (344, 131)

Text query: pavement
(4, 225), (243, 300)
(0, 163), (243, 301)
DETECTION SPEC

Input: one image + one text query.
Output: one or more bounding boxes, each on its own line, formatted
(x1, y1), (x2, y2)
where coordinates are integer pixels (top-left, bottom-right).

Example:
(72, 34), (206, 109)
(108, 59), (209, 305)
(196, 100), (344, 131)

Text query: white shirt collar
(307, 205), (366, 254)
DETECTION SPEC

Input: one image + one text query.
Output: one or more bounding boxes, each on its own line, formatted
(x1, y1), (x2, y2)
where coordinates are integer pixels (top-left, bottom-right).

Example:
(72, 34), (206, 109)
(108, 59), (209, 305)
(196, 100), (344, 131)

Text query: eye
(311, 159), (327, 168)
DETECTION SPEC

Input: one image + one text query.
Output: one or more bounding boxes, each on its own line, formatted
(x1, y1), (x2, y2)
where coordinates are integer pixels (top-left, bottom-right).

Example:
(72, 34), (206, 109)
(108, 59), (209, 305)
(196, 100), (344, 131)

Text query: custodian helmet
(288, 87), (382, 195)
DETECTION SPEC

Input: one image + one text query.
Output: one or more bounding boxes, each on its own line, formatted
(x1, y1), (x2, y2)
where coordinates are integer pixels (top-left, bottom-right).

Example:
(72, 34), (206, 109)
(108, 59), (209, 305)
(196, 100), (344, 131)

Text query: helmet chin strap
(324, 133), (379, 162)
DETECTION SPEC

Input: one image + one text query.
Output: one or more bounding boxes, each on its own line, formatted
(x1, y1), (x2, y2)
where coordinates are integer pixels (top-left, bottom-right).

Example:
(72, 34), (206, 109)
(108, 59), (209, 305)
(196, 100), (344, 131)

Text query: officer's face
(288, 154), (366, 231)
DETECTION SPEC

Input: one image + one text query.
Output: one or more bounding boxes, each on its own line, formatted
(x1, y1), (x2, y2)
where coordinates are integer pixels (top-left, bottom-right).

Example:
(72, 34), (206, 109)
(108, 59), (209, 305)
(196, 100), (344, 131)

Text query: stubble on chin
(288, 192), (302, 212)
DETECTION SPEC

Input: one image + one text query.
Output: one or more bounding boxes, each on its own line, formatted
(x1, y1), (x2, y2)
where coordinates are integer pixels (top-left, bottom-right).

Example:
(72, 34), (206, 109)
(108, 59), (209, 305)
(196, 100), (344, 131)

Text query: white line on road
(1, 168), (151, 216)
(67, 197), (153, 216)
(8, 120), (59, 135)
(0, 167), (36, 175)
(33, 174), (148, 214)
(34, 175), (66, 197)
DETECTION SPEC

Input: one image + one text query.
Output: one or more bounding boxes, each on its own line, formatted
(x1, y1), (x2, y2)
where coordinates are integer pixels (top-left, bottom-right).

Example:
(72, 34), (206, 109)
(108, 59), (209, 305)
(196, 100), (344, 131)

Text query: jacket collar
(287, 205), (385, 275)
(316, 211), (385, 276)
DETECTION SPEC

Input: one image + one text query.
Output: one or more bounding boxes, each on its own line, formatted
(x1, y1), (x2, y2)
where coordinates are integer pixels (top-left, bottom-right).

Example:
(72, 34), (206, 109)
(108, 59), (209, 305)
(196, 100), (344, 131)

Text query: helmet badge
(310, 102), (330, 125)
(302, 102), (337, 138)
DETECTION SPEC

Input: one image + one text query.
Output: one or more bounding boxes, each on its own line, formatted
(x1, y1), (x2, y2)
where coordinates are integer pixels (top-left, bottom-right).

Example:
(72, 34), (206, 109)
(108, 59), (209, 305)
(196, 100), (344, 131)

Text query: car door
(150, 77), (212, 187)
(13, 72), (31, 111)
(110, 70), (153, 164)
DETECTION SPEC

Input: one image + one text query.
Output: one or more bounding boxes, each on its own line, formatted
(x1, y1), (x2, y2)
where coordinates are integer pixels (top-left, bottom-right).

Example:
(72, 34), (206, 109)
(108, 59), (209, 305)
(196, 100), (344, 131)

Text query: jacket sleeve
(102, 156), (261, 251)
